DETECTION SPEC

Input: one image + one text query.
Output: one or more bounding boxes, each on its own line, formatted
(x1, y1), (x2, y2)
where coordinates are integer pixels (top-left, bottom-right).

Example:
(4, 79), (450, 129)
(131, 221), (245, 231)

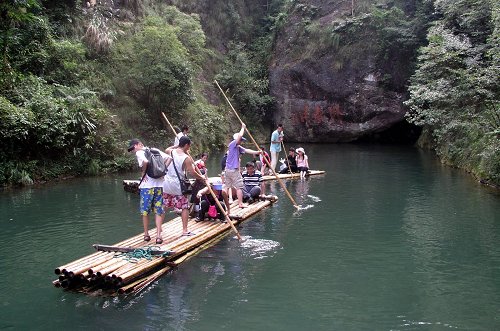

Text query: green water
(1, 144), (499, 330)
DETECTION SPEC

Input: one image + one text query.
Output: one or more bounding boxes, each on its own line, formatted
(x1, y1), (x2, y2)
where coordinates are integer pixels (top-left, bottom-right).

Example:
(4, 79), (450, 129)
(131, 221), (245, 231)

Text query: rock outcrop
(269, 2), (409, 142)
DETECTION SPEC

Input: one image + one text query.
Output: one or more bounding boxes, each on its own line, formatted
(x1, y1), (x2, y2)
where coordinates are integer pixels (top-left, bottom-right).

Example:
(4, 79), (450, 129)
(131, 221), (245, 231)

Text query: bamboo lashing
(214, 79), (300, 209)
(161, 111), (244, 241)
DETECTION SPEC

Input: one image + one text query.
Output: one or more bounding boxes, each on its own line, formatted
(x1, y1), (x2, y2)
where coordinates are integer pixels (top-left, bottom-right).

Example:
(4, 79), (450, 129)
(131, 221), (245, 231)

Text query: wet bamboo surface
(53, 196), (278, 296)
(123, 170), (325, 193)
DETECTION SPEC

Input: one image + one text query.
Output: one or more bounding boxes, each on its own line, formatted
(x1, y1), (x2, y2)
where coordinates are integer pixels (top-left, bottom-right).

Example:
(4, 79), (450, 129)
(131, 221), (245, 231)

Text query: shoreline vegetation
(0, 0), (498, 188)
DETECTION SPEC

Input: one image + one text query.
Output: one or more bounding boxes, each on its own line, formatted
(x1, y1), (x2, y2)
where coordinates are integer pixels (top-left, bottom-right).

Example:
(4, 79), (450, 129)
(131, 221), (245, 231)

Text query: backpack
(144, 148), (167, 179)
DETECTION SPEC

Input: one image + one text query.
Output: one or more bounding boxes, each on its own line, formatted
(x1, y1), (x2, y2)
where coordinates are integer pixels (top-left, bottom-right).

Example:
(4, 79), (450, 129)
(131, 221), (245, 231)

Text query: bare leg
(155, 213), (164, 239)
(237, 188), (247, 208)
(181, 208), (189, 233)
(142, 215), (149, 236)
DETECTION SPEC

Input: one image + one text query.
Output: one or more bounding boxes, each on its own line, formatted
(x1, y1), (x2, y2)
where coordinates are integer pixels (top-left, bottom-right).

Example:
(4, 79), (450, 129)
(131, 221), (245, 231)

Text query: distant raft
(52, 195), (278, 296)
(123, 170), (326, 194)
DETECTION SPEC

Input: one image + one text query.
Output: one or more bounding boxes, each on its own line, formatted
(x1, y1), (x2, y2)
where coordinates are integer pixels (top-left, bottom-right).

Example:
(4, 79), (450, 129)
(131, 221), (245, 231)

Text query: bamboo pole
(161, 111), (243, 241)
(281, 141), (293, 174)
(213, 80), (300, 209)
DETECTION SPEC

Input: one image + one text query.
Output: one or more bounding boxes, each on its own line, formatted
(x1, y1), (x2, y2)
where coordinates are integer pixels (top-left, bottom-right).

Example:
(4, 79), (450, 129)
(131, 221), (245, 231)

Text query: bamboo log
(93, 244), (173, 256)
(54, 234), (147, 274)
(95, 259), (131, 277)
(55, 251), (106, 275)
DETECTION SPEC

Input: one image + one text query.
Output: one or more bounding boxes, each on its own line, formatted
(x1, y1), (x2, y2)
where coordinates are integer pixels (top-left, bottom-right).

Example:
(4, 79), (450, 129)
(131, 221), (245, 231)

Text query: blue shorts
(140, 187), (164, 216)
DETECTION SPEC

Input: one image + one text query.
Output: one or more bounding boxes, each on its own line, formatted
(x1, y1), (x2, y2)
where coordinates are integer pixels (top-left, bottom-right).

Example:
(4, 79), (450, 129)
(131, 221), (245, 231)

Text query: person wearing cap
(163, 136), (206, 237)
(241, 161), (265, 204)
(295, 147), (310, 179)
(173, 125), (189, 146)
(225, 123), (261, 208)
(269, 124), (284, 172)
(128, 138), (169, 244)
(279, 147), (298, 174)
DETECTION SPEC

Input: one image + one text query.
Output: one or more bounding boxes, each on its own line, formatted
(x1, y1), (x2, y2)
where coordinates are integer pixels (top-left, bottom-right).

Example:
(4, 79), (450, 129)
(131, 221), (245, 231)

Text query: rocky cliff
(269, 1), (417, 142)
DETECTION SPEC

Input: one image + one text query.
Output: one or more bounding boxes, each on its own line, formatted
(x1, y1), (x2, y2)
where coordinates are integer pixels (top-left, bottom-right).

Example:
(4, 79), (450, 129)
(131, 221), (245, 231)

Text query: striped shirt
(242, 169), (262, 187)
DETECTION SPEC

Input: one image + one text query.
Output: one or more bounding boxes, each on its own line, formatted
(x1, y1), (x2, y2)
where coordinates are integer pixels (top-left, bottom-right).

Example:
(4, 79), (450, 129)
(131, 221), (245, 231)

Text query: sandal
(156, 237), (163, 244)
(181, 231), (196, 237)
(144, 235), (151, 242)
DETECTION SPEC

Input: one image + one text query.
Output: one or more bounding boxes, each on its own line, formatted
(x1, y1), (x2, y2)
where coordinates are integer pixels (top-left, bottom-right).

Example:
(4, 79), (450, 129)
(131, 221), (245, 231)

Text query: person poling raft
(160, 112), (245, 241)
(214, 80), (303, 210)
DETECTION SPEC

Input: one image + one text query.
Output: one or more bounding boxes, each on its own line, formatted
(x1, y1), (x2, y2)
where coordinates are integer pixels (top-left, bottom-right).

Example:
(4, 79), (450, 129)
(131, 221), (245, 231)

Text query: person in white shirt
(128, 138), (169, 244)
(174, 125), (189, 146)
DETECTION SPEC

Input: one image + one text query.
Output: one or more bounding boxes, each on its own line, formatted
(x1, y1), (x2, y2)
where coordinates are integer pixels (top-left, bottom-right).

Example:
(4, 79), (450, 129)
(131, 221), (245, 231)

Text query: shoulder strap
(171, 151), (183, 185)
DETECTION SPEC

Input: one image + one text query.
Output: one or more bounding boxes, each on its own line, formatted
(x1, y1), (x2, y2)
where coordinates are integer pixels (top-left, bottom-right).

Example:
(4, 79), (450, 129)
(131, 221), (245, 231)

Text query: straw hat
(296, 147), (305, 154)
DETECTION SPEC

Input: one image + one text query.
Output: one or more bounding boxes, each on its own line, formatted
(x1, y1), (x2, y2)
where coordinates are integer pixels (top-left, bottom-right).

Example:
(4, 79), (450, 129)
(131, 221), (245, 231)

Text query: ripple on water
(240, 236), (281, 260)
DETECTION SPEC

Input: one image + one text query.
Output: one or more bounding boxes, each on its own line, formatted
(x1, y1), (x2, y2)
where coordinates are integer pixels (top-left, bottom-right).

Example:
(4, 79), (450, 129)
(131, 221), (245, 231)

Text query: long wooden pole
(281, 141), (293, 174)
(161, 112), (243, 241)
(213, 80), (300, 209)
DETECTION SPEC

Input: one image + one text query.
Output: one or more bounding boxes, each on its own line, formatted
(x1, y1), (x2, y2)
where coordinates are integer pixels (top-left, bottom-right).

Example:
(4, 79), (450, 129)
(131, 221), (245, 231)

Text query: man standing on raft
(224, 124), (261, 208)
(270, 124), (284, 172)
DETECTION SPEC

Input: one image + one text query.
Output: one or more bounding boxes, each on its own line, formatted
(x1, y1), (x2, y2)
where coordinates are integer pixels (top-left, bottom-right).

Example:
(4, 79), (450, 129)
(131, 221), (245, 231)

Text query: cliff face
(269, 1), (412, 142)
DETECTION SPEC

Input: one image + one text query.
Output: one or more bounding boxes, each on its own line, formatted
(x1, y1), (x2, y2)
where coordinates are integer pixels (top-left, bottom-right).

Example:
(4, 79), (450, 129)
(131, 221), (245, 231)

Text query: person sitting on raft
(279, 147), (298, 174)
(195, 183), (229, 222)
(190, 152), (209, 210)
(194, 152), (208, 175)
(242, 161), (265, 204)
(295, 147), (310, 179)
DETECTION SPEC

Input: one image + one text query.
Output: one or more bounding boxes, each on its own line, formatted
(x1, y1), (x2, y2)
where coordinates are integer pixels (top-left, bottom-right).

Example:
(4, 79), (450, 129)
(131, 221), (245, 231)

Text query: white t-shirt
(163, 150), (189, 196)
(174, 132), (187, 146)
(136, 148), (169, 189)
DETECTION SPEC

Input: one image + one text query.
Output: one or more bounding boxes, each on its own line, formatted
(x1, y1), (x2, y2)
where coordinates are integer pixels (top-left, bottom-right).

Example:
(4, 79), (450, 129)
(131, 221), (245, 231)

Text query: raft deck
(53, 196), (278, 296)
(123, 170), (325, 194)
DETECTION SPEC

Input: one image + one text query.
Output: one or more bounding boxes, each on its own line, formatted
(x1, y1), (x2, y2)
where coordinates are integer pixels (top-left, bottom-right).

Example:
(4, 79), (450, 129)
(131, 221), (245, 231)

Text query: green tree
(111, 16), (194, 124)
(215, 41), (273, 124)
(406, 0), (499, 184)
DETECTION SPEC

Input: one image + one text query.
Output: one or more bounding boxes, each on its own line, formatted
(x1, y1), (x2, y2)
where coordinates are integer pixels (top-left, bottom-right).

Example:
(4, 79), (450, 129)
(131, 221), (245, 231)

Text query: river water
(0, 144), (499, 330)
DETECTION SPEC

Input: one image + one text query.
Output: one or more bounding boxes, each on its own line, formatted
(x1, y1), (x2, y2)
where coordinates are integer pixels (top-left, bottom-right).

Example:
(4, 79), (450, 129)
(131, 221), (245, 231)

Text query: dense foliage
(0, 0), (498, 186)
(0, 1), (121, 185)
(406, 0), (500, 185)
(0, 2), (224, 186)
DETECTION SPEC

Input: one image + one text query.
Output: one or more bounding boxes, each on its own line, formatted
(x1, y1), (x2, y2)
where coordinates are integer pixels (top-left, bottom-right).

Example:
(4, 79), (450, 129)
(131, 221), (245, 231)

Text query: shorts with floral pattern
(140, 187), (164, 216)
(163, 193), (189, 210)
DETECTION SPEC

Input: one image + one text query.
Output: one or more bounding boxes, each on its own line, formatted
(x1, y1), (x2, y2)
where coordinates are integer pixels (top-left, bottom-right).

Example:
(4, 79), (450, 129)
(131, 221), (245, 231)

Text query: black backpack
(144, 148), (167, 179)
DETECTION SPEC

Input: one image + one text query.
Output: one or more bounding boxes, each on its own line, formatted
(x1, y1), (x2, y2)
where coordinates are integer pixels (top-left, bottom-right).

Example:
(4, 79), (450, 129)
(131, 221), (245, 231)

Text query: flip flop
(156, 237), (163, 244)
(181, 231), (196, 237)
(144, 235), (151, 242)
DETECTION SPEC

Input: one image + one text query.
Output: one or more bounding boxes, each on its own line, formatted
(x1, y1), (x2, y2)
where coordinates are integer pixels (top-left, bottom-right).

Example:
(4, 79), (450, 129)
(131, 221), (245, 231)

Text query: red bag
(208, 205), (217, 218)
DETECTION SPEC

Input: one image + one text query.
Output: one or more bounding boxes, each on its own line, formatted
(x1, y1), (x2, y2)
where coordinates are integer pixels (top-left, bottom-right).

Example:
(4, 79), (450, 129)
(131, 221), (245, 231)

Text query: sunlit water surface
(1, 144), (499, 330)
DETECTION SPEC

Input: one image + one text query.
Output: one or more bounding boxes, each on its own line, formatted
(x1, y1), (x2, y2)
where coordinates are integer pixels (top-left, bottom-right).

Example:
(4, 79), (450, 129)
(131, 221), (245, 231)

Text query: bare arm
(184, 157), (205, 181)
(245, 149), (261, 156)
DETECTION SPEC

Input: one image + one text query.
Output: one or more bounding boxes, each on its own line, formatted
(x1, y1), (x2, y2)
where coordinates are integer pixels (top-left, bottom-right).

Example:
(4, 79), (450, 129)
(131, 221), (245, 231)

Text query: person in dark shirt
(279, 147), (298, 174)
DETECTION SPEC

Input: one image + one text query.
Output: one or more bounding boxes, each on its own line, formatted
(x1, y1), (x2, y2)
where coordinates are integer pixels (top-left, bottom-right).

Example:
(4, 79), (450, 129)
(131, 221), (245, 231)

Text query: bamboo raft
(52, 195), (278, 296)
(123, 170), (325, 194)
